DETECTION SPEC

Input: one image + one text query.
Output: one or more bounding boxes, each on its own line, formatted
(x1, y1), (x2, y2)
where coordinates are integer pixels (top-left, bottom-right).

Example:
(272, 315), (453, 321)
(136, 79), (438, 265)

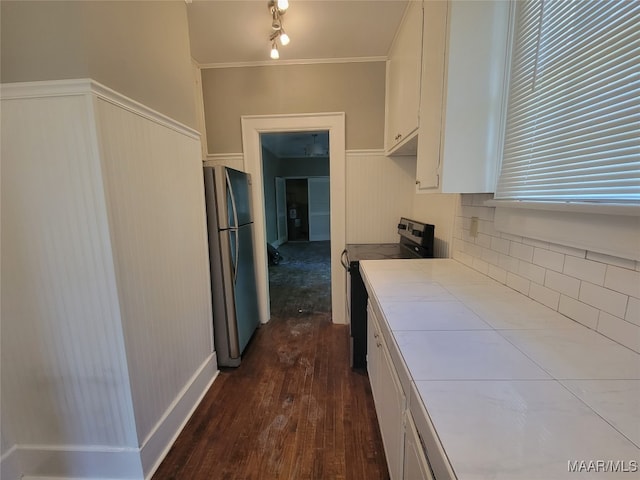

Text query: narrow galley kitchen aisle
(153, 241), (389, 480)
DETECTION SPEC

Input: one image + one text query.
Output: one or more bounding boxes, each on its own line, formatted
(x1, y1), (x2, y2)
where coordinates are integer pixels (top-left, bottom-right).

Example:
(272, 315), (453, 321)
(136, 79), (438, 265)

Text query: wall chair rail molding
(1, 79), (201, 140)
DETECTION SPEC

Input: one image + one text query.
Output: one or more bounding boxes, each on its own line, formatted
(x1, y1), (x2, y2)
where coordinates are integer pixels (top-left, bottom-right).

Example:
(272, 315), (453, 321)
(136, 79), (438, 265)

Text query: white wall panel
(1, 95), (137, 447)
(345, 151), (415, 243)
(1, 80), (216, 479)
(95, 98), (214, 444)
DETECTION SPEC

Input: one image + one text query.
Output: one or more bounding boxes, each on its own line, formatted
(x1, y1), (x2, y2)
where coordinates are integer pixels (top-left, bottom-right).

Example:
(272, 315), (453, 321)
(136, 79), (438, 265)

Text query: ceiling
(186, 0), (408, 66)
(187, 1), (407, 157)
(261, 131), (330, 158)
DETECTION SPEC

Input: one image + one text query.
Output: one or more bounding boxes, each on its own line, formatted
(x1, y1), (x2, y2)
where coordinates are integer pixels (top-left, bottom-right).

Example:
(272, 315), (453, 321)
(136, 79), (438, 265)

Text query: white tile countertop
(360, 259), (640, 479)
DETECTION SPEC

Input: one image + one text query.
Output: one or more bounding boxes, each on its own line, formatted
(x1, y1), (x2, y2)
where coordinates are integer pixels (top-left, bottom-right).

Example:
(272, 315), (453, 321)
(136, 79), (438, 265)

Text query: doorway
(286, 178), (309, 242)
(241, 113), (346, 325)
(284, 177), (331, 243)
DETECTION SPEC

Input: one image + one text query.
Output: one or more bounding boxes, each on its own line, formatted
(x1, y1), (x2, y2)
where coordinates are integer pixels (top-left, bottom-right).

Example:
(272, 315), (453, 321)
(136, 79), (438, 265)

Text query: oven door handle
(340, 249), (350, 272)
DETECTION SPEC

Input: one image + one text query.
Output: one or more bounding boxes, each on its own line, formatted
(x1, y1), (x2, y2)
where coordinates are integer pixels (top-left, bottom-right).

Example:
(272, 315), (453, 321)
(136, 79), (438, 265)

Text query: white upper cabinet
(383, 1), (512, 192)
(384, 1), (423, 155)
(416, 0), (511, 192)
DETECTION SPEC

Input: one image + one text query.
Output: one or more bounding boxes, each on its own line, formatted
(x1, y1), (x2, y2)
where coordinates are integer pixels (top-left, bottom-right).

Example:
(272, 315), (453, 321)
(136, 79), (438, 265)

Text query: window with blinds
(495, 0), (640, 202)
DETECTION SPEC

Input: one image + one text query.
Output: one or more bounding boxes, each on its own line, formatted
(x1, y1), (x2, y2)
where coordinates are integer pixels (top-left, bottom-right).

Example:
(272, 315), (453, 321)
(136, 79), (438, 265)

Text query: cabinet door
(404, 412), (435, 480)
(379, 343), (406, 480)
(385, 0), (423, 153)
(366, 307), (380, 405)
(415, 0), (449, 190)
(368, 303), (406, 480)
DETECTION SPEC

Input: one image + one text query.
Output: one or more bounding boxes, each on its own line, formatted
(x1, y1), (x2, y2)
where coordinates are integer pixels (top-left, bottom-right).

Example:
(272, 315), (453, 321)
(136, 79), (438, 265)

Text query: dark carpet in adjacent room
(153, 240), (389, 480)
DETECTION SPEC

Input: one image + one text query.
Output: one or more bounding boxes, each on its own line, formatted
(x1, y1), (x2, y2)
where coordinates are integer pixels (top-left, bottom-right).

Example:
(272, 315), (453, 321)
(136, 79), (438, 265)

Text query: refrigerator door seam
(226, 169), (240, 284)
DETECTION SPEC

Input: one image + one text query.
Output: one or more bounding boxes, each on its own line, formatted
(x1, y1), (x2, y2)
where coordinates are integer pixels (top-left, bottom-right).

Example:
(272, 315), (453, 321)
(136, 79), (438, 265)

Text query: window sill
(485, 200), (640, 261)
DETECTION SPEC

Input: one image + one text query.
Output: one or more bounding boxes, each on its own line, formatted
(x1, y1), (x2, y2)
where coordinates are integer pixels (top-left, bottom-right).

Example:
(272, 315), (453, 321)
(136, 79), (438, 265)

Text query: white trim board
(7, 355), (218, 480)
(0, 79), (200, 140)
(492, 204), (640, 262)
(241, 113), (347, 325)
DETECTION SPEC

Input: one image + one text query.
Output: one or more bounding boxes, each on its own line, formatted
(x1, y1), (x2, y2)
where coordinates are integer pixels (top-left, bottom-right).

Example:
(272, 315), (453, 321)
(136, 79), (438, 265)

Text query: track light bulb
(280, 31), (290, 46)
(270, 43), (279, 59)
(277, 0), (289, 11)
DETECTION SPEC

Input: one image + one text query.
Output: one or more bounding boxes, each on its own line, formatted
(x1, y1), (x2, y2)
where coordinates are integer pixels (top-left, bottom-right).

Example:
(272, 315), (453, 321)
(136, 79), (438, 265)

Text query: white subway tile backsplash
(529, 283), (561, 310)
(481, 248), (499, 265)
(452, 194), (637, 352)
(488, 264), (508, 284)
(604, 265), (640, 299)
(472, 193), (493, 206)
(465, 241), (483, 258)
(559, 295), (599, 329)
(498, 253), (519, 274)
(478, 219), (499, 237)
(518, 261), (546, 284)
(625, 297), (640, 327)
(549, 243), (586, 258)
(491, 237), (510, 255)
(506, 272), (530, 296)
(476, 233), (492, 249)
(587, 251), (636, 270)
(454, 250), (474, 268)
(501, 232), (523, 243)
(597, 312), (640, 353)
(579, 282), (628, 319)
(523, 237), (550, 249)
(472, 257), (489, 275)
(509, 242), (534, 262)
(564, 256), (607, 285)
(533, 248), (565, 272)
(545, 270), (581, 299)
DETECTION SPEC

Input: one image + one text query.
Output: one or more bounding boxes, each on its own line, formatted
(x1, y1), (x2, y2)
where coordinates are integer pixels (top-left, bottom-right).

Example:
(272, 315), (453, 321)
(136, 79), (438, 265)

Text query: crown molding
(1, 79), (200, 140)
(197, 56), (387, 70)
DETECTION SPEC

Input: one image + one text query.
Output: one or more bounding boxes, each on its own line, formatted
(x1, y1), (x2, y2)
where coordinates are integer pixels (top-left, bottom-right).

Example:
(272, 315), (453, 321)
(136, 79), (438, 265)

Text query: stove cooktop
(345, 243), (419, 262)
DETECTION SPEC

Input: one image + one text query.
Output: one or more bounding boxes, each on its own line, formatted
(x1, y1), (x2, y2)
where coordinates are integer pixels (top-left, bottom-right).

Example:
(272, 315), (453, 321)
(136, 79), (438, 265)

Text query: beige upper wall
(1, 1), (197, 129)
(201, 62), (386, 153)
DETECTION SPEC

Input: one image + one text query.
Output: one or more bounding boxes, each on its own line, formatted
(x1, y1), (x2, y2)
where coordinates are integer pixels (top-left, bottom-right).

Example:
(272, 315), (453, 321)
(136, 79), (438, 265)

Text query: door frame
(241, 113), (346, 325)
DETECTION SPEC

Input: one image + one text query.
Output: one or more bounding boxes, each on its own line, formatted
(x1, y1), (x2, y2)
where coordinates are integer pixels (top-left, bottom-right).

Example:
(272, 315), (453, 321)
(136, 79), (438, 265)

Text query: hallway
(153, 242), (388, 479)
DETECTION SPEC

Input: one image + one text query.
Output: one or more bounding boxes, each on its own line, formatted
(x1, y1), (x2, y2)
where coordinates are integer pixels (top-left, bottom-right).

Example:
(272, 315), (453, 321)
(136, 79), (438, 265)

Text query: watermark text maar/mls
(568, 460), (638, 473)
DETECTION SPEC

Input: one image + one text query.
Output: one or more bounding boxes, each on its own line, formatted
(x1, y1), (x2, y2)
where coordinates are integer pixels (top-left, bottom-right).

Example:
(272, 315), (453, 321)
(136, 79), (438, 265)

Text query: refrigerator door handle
(230, 227), (239, 284)
(225, 169), (239, 229)
(226, 169), (241, 284)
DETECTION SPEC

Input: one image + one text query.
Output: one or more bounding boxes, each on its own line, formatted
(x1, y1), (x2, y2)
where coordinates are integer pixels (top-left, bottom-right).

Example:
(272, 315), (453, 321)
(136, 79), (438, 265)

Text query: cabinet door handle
(376, 341), (382, 348)
(374, 332), (379, 338)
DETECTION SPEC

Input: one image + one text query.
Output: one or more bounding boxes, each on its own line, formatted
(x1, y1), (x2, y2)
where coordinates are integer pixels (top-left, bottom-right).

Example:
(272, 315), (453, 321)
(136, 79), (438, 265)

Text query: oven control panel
(397, 217), (435, 248)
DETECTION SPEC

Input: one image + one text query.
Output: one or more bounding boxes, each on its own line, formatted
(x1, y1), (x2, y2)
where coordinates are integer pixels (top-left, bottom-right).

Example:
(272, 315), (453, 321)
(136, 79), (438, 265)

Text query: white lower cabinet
(367, 303), (406, 480)
(404, 411), (435, 480)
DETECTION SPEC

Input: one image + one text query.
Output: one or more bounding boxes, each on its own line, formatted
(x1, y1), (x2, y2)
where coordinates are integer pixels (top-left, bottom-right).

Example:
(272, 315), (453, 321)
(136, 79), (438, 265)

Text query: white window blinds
(495, 0), (640, 202)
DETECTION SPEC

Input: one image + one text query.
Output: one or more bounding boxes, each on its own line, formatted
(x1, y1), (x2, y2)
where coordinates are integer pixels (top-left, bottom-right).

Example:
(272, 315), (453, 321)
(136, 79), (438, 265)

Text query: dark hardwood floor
(153, 241), (389, 480)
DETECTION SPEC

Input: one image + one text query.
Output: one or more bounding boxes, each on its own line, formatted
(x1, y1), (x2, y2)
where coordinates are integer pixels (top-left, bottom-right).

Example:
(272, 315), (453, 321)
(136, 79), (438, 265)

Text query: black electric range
(341, 217), (435, 369)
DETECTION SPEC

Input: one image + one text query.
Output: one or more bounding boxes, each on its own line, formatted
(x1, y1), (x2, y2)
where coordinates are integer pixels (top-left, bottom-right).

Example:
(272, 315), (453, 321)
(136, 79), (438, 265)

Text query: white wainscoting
(205, 150), (418, 244)
(1, 79), (216, 479)
(346, 150), (416, 244)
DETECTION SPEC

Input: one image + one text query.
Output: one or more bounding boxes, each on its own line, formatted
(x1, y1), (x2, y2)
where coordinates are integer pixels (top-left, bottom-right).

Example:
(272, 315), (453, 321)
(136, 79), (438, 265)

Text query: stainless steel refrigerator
(204, 166), (260, 367)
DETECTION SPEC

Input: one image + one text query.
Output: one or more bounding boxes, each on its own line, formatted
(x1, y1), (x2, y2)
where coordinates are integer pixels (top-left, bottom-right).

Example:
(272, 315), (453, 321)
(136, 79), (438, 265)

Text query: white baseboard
(141, 353), (219, 479)
(8, 354), (219, 480)
(16, 445), (143, 480)
(1, 445), (22, 480)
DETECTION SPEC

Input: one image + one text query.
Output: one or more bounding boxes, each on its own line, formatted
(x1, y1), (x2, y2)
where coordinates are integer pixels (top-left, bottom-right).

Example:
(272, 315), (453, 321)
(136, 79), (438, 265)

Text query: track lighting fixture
(268, 0), (290, 59)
